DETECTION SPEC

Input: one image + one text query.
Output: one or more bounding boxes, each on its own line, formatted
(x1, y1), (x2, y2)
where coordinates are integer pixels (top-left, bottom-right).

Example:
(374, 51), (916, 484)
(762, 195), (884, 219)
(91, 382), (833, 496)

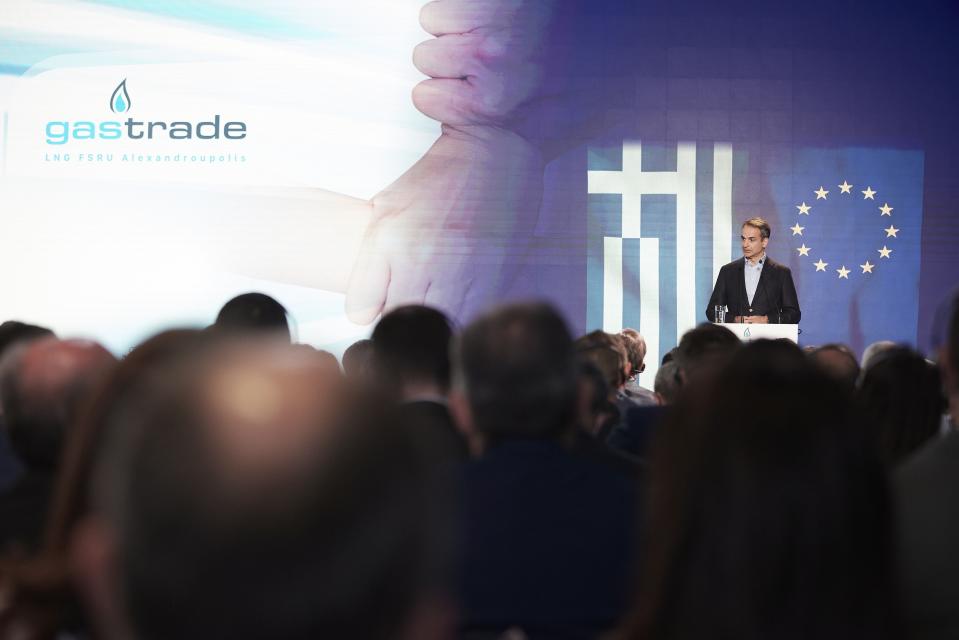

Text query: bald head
(87, 338), (448, 640)
(0, 338), (115, 469)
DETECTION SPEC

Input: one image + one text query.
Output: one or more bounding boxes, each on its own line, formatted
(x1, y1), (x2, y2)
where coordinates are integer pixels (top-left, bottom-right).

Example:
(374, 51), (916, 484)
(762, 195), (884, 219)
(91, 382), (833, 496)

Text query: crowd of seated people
(0, 288), (956, 640)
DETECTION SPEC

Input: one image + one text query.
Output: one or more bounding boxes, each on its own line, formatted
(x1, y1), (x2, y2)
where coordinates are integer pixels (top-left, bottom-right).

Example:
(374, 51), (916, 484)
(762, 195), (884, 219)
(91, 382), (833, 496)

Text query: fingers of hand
(413, 34), (481, 78)
(419, 0), (500, 36)
(412, 78), (486, 126)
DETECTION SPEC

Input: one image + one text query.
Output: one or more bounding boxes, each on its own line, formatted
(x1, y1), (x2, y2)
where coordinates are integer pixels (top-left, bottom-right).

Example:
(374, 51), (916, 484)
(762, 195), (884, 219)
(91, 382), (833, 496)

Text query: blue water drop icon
(110, 79), (131, 113)
(744, 327), (752, 339)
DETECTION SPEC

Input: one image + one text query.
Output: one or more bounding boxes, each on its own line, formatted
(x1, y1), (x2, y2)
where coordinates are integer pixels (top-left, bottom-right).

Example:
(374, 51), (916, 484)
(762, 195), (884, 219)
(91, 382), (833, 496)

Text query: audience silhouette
(0, 290), (953, 640)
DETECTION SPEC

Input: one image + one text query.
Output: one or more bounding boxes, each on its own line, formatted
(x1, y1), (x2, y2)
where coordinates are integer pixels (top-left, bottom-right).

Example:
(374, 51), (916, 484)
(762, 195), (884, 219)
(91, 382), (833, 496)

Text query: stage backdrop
(1, 0), (957, 384)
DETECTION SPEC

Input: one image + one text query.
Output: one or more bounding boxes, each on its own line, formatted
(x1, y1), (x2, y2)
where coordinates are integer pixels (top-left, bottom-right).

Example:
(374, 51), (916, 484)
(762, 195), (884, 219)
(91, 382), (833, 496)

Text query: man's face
(741, 225), (768, 261)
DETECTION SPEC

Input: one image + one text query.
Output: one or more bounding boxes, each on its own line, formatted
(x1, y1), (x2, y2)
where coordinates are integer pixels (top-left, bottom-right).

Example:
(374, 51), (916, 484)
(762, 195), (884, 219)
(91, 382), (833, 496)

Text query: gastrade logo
(44, 79), (248, 145)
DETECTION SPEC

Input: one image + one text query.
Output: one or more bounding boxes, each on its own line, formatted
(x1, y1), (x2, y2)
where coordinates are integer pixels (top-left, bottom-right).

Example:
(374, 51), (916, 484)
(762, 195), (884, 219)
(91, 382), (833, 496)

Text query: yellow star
(878, 246), (892, 258)
(837, 265), (850, 279)
(796, 244), (811, 256)
(814, 258), (828, 272)
(879, 203), (893, 216)
(815, 186), (829, 200)
(860, 260), (874, 274)
(839, 180), (853, 194)
(796, 202), (811, 215)
(862, 186), (877, 200)
(790, 223), (805, 236)
(885, 225), (899, 238)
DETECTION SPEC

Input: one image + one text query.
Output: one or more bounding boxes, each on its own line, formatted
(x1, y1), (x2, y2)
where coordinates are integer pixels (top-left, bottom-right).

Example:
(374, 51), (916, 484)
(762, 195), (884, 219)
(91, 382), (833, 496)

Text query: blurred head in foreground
(451, 302), (577, 447)
(622, 339), (899, 640)
(73, 338), (452, 640)
(857, 346), (944, 466)
(0, 330), (203, 639)
(0, 338), (115, 472)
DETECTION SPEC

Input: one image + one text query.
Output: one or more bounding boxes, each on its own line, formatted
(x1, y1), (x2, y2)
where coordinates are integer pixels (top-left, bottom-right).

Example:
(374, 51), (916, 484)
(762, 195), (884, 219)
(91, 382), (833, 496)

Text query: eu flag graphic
(773, 148), (924, 353)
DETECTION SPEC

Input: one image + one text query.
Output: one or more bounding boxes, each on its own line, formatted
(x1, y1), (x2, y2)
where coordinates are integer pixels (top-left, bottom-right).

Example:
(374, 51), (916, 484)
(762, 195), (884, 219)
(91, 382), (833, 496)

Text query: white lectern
(715, 323), (799, 344)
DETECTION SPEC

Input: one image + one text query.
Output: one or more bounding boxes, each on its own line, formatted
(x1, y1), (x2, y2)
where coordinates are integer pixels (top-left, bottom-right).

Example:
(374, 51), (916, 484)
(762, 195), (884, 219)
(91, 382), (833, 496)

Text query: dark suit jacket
(705, 256), (801, 323)
(0, 469), (55, 555)
(606, 405), (671, 460)
(398, 400), (469, 461)
(459, 438), (640, 639)
(0, 421), (23, 492)
(894, 430), (959, 640)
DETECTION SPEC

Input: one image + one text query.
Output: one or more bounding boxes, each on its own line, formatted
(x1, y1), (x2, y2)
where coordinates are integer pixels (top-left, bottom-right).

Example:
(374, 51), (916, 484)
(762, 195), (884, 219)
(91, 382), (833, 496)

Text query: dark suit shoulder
(398, 400), (469, 460)
(763, 256), (791, 273)
(896, 430), (959, 491)
(719, 259), (742, 272)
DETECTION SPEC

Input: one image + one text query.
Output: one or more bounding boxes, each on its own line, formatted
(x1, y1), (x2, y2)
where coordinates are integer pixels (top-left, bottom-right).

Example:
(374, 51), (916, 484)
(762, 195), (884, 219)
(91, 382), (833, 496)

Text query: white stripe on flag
(713, 142), (733, 284)
(603, 236), (623, 333)
(638, 237), (659, 389)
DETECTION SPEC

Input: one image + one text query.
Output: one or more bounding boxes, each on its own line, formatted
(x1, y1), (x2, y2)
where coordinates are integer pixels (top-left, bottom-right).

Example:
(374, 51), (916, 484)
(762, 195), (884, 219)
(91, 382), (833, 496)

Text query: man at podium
(705, 217), (801, 324)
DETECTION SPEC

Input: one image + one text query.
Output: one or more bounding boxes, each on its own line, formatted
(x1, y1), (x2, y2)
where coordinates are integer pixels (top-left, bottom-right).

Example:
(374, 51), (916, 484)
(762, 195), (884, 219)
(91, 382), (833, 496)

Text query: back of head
(0, 321), (55, 360)
(87, 339), (446, 640)
(860, 340), (897, 371)
(674, 323), (740, 385)
(372, 305), (453, 394)
(577, 361), (616, 437)
(0, 320), (56, 421)
(810, 343), (860, 390)
(575, 330), (629, 390)
(653, 361), (681, 405)
(628, 339), (897, 639)
(213, 292), (291, 342)
(0, 338), (116, 470)
(47, 329), (210, 548)
(0, 330), (207, 640)
(575, 343), (625, 393)
(620, 328), (647, 374)
(455, 302), (577, 441)
(857, 347), (945, 466)
(342, 338), (374, 380)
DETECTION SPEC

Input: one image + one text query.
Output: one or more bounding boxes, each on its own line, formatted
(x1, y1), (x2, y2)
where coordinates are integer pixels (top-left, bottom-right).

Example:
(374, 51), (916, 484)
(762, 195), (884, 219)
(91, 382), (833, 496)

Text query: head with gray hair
(654, 361), (682, 405)
(620, 328), (648, 376)
(860, 340), (897, 372)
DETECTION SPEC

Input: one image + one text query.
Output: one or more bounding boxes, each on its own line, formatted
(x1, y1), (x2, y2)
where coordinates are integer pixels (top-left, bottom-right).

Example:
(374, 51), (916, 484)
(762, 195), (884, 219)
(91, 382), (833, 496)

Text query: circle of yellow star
(814, 258), (828, 272)
(796, 202), (811, 215)
(878, 246), (892, 258)
(879, 203), (893, 216)
(862, 186), (877, 200)
(838, 180), (853, 194)
(815, 186), (829, 200)
(885, 225), (899, 238)
(796, 244), (811, 256)
(860, 260), (874, 274)
(837, 265), (850, 279)
(790, 223), (805, 236)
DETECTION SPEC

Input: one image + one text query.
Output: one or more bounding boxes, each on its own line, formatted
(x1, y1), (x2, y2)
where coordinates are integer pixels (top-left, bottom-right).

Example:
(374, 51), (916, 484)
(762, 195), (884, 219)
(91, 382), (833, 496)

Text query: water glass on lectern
(713, 305), (727, 323)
